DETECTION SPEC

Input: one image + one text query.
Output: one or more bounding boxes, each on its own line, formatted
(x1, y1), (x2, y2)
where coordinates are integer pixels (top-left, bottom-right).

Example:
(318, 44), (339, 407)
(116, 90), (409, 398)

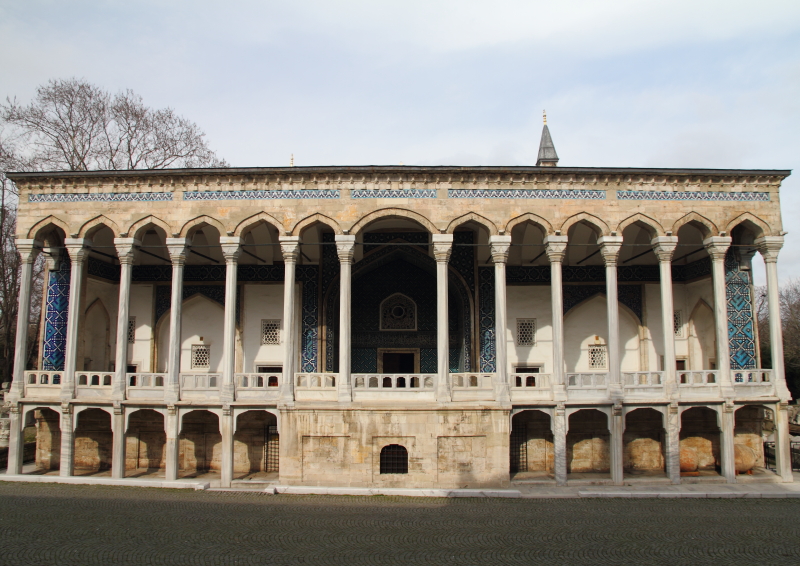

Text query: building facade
(3, 136), (795, 487)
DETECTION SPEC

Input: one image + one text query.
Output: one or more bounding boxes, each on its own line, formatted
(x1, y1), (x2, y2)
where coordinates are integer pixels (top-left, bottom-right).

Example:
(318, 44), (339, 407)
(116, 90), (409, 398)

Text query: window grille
(673, 311), (683, 337)
(265, 425), (279, 472)
(261, 319), (280, 345)
(516, 319), (536, 346)
(379, 444), (408, 474)
(588, 345), (607, 369)
(127, 317), (136, 343)
(191, 344), (210, 369)
(510, 426), (528, 473)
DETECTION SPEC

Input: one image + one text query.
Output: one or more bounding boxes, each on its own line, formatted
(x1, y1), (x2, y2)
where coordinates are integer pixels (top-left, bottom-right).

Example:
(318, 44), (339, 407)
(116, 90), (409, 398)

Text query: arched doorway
(125, 409), (166, 477)
(233, 410), (279, 479)
(623, 408), (666, 477)
(679, 407), (720, 476)
(567, 409), (610, 476)
(74, 408), (113, 474)
(179, 410), (221, 477)
(510, 410), (554, 478)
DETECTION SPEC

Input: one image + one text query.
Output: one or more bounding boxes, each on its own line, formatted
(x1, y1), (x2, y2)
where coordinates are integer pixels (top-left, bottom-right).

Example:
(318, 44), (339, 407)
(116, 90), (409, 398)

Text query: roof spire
(536, 110), (558, 167)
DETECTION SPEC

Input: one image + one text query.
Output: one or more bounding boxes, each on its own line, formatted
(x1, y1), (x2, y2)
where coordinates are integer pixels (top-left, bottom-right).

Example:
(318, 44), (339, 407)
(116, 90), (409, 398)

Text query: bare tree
(2, 78), (227, 170)
(757, 279), (800, 400)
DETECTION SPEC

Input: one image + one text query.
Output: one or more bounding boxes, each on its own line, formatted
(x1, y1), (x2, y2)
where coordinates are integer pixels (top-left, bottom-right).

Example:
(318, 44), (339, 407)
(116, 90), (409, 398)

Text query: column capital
(651, 236), (679, 262)
(544, 235), (569, 263)
(113, 238), (140, 265)
(219, 236), (242, 263)
(432, 234), (453, 263)
(597, 235), (623, 266)
(279, 235), (301, 263)
(64, 238), (91, 263)
(15, 239), (42, 263)
(334, 234), (356, 264)
(703, 236), (732, 262)
(754, 235), (784, 263)
(165, 237), (190, 265)
(489, 235), (512, 264)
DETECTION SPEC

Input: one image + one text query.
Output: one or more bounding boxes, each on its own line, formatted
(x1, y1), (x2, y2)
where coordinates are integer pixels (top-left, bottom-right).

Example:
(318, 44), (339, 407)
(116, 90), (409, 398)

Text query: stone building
(3, 125), (795, 487)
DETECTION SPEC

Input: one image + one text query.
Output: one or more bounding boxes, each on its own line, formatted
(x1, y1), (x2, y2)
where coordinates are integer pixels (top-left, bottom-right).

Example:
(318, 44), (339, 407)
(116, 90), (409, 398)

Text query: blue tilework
(87, 256), (120, 282)
(618, 190), (769, 201)
(725, 249), (756, 369)
(42, 261), (70, 372)
(449, 189), (605, 199)
(478, 266), (495, 372)
(352, 189), (437, 199)
(183, 190), (339, 200)
(29, 192), (172, 203)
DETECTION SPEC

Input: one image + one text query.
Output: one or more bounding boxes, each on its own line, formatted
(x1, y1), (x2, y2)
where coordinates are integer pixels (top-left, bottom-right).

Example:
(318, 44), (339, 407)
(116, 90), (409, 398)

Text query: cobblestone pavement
(1, 482), (799, 565)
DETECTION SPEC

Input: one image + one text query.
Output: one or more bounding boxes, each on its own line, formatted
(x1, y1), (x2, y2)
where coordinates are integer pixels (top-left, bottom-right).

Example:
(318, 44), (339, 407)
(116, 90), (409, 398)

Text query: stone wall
(623, 408), (665, 472)
(74, 408), (112, 471)
(35, 408), (61, 470)
(680, 407), (720, 470)
(567, 410), (611, 473)
(734, 405), (766, 467)
(125, 409), (166, 470)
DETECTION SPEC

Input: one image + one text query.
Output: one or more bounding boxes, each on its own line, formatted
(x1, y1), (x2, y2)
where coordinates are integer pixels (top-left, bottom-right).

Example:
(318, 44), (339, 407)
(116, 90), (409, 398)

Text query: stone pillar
(165, 238), (189, 404)
(279, 236), (300, 405)
(720, 402), (736, 483)
(610, 403), (624, 485)
(489, 235), (512, 404)
(665, 402), (680, 484)
(62, 238), (90, 401)
(335, 235), (355, 403)
(111, 403), (125, 479)
(553, 404), (567, 486)
(59, 403), (74, 476)
(165, 405), (180, 481)
(5, 405), (23, 475)
(112, 238), (138, 402)
(220, 405), (233, 488)
(7, 239), (40, 403)
(598, 236), (623, 386)
(433, 234), (453, 403)
(703, 237), (733, 387)
(544, 235), (568, 392)
(220, 237), (242, 403)
(755, 236), (793, 481)
(652, 236), (679, 390)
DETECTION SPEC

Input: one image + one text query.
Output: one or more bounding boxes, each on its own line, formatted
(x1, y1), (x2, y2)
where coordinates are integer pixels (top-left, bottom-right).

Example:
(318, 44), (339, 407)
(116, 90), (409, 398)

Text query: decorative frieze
(352, 189), (437, 199)
(29, 192), (172, 202)
(617, 190), (769, 201)
(183, 189), (339, 200)
(449, 189), (605, 199)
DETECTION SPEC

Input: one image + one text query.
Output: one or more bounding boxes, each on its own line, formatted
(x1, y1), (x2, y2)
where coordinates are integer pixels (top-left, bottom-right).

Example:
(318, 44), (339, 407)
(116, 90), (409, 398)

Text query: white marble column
(220, 237), (242, 404)
(220, 405), (234, 488)
(703, 237), (733, 386)
(279, 236), (300, 405)
(544, 235), (568, 393)
(59, 403), (74, 477)
(652, 236), (680, 484)
(165, 405), (180, 481)
(755, 236), (793, 481)
(111, 403), (125, 479)
(489, 235), (512, 404)
(433, 234), (453, 403)
(335, 235), (355, 403)
(666, 403), (680, 484)
(165, 238), (189, 404)
(720, 402), (736, 483)
(553, 404), (567, 486)
(112, 239), (138, 402)
(62, 238), (90, 402)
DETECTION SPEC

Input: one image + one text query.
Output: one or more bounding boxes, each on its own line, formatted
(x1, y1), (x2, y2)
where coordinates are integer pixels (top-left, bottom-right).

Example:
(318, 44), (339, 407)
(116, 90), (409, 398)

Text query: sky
(1, 0), (799, 284)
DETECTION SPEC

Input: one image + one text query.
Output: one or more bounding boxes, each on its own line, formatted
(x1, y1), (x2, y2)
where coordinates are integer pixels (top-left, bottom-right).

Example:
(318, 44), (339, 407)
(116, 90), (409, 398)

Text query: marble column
(59, 403), (74, 477)
(703, 237), (733, 386)
(598, 236), (623, 486)
(756, 236), (793, 481)
(165, 238), (189, 404)
(220, 237), (242, 404)
(5, 240), (40, 476)
(652, 236), (680, 484)
(432, 234), (453, 403)
(165, 405), (180, 481)
(666, 403), (680, 484)
(335, 235), (355, 403)
(220, 405), (234, 488)
(720, 402), (736, 483)
(111, 403), (125, 479)
(489, 235), (512, 404)
(553, 404), (567, 486)
(279, 236), (300, 405)
(544, 235), (568, 393)
(112, 239), (138, 402)
(62, 238), (90, 402)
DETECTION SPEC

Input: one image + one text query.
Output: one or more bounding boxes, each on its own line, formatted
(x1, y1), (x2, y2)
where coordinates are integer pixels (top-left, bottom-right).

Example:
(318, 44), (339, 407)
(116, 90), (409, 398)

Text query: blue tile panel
(88, 257), (120, 282)
(352, 189), (437, 198)
(725, 249), (757, 370)
(42, 261), (70, 372)
(29, 192), (172, 203)
(617, 190), (769, 201)
(449, 189), (605, 199)
(297, 266), (319, 372)
(183, 190), (339, 200)
(478, 266), (495, 372)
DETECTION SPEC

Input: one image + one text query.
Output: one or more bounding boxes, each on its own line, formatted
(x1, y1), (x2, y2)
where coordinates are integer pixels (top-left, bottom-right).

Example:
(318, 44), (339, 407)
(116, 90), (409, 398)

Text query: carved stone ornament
(380, 293), (417, 331)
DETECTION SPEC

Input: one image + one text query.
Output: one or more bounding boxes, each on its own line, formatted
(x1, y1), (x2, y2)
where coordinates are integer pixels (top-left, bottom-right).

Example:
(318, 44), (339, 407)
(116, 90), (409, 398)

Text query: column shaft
(545, 236), (568, 391)
(611, 405), (624, 485)
(59, 406), (74, 476)
(5, 407), (23, 475)
(62, 239), (90, 401)
(665, 403), (681, 484)
(553, 405), (567, 486)
(598, 236), (623, 386)
(280, 236), (300, 404)
(433, 234), (453, 403)
(703, 237), (733, 385)
(111, 406), (125, 479)
(113, 239), (138, 401)
(335, 235), (355, 403)
(489, 235), (511, 404)
(220, 408), (234, 488)
(720, 404), (736, 483)
(220, 237), (242, 403)
(652, 237), (679, 391)
(165, 239), (189, 403)
(165, 406), (180, 480)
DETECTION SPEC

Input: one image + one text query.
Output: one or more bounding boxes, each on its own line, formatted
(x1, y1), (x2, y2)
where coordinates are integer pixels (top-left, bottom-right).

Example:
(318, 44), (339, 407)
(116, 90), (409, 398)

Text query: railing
(509, 373), (551, 389)
(733, 370), (772, 384)
(622, 372), (663, 387)
(677, 371), (719, 386)
(76, 372), (114, 387)
(764, 441), (800, 472)
(295, 373), (337, 388)
(23, 371), (63, 397)
(567, 373), (608, 388)
(180, 373), (220, 400)
(126, 373), (166, 400)
(237, 373), (280, 389)
(451, 373), (493, 388)
(352, 374), (435, 390)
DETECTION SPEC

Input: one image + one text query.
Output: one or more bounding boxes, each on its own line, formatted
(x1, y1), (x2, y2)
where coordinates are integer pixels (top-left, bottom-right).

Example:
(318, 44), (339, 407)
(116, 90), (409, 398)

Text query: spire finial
(543, 110), (547, 125)
(290, 154), (294, 167)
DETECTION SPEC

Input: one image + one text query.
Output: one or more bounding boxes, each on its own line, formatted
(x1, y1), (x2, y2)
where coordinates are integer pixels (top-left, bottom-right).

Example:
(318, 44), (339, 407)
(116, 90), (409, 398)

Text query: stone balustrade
(126, 373), (166, 400)
(180, 373), (221, 400)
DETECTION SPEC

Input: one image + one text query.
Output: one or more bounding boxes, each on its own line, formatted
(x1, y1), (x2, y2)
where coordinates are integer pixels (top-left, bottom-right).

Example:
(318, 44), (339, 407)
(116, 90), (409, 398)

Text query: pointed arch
(179, 215), (227, 238)
(616, 213), (664, 238)
(291, 213), (342, 237)
(560, 212), (610, 236)
(446, 212), (499, 236)
(127, 215), (173, 239)
(504, 213), (553, 236)
(233, 212), (284, 237)
(724, 212), (771, 239)
(27, 215), (71, 240)
(349, 208), (438, 237)
(672, 212), (717, 238)
(78, 215), (121, 239)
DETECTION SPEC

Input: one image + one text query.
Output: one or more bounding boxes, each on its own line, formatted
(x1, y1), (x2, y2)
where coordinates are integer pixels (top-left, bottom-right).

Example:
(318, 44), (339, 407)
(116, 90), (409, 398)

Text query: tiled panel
(183, 190), (339, 200)
(29, 192), (172, 202)
(42, 261), (71, 371)
(449, 189), (605, 199)
(618, 190), (769, 201)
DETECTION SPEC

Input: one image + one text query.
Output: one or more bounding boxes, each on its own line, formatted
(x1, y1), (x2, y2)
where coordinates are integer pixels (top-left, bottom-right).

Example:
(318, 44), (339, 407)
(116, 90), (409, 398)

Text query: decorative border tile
(183, 190), (339, 200)
(618, 190), (769, 201)
(352, 189), (437, 199)
(449, 189), (605, 199)
(29, 192), (172, 203)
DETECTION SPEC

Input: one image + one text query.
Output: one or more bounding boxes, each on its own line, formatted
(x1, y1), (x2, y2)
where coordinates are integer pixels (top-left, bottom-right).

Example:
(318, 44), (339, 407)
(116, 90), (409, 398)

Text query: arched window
(380, 444), (408, 474)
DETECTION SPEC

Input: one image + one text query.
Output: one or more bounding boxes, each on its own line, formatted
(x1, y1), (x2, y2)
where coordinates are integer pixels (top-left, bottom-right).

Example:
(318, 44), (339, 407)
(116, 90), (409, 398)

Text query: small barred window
(191, 344), (210, 369)
(127, 317), (136, 343)
(673, 310), (683, 337)
(516, 319), (536, 346)
(261, 319), (280, 345)
(588, 345), (607, 369)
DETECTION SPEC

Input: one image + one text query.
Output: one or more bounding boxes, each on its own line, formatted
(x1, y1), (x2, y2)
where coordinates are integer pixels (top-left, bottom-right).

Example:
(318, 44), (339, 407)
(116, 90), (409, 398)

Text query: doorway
(378, 349), (419, 373)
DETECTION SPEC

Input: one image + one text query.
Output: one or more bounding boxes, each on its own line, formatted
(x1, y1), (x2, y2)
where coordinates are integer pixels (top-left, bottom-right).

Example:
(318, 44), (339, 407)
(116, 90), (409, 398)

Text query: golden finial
(543, 110), (547, 125)
(290, 154), (294, 167)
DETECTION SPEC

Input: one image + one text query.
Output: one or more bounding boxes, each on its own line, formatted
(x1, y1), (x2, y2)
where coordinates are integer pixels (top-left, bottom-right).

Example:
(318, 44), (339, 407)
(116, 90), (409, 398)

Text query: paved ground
(1, 482), (799, 565)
